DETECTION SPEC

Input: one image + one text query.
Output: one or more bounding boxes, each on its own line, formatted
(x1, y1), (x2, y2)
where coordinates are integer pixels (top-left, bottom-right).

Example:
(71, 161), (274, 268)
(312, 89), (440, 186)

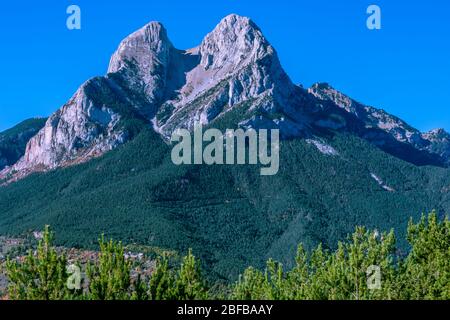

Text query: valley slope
(0, 125), (449, 280)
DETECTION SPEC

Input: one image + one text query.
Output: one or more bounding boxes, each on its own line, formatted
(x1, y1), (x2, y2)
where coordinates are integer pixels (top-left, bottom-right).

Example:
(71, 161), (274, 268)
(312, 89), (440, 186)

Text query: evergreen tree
(149, 256), (176, 300)
(6, 226), (71, 300)
(86, 235), (132, 300)
(174, 249), (208, 300)
(131, 274), (149, 300)
(285, 244), (310, 299)
(232, 267), (268, 300)
(400, 211), (449, 300)
(3, 211), (448, 301)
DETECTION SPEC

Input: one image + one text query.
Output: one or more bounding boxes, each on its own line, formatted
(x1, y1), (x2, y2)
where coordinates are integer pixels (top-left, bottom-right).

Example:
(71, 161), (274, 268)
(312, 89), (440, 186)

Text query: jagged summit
(1, 15), (450, 183)
(424, 128), (449, 138)
(1, 14), (303, 182)
(108, 21), (172, 74)
(107, 21), (175, 119)
(149, 14), (304, 137)
(311, 82), (332, 89)
(309, 82), (450, 164)
(309, 82), (356, 114)
(199, 14), (270, 70)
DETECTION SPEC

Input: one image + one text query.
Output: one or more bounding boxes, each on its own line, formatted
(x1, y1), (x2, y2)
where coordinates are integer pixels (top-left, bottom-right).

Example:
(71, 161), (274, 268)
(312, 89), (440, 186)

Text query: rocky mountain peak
(0, 118), (47, 171)
(7, 78), (125, 173)
(199, 14), (272, 71)
(310, 82), (332, 90)
(2, 15), (450, 184)
(309, 82), (356, 114)
(419, 128), (450, 161)
(106, 21), (176, 120)
(151, 14), (304, 137)
(3, 15), (296, 182)
(308, 82), (450, 164)
(423, 128), (449, 140)
(108, 21), (172, 74)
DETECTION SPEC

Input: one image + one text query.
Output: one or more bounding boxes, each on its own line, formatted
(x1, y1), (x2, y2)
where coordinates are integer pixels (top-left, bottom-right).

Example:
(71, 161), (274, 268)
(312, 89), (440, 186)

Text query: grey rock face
(0, 118), (46, 171)
(422, 128), (450, 160)
(108, 22), (174, 119)
(309, 83), (420, 144)
(149, 14), (307, 138)
(1, 78), (127, 181)
(308, 82), (450, 164)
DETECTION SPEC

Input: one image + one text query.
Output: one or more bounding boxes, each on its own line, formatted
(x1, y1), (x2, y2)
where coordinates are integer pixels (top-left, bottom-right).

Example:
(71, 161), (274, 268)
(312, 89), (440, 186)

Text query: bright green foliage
(232, 267), (269, 300)
(232, 228), (398, 300)
(148, 250), (208, 300)
(399, 211), (450, 300)
(304, 227), (398, 300)
(230, 212), (449, 300)
(174, 249), (208, 300)
(86, 236), (132, 300)
(232, 259), (289, 300)
(284, 245), (309, 299)
(149, 256), (176, 300)
(3, 212), (448, 301)
(131, 274), (149, 300)
(5, 226), (70, 300)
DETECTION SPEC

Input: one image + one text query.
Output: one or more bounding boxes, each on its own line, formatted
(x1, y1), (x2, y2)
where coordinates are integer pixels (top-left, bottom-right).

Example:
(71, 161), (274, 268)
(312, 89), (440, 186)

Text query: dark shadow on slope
(308, 100), (447, 168)
(164, 49), (201, 101)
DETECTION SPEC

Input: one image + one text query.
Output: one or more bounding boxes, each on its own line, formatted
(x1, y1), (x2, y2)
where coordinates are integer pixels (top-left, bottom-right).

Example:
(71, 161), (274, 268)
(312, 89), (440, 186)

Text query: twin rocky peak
(1, 14), (449, 182)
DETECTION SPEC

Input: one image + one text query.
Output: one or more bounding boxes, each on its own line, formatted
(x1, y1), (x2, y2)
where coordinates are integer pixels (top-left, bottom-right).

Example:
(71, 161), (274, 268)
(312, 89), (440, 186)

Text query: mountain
(308, 82), (450, 165)
(2, 14), (449, 182)
(422, 128), (450, 160)
(0, 15), (449, 280)
(0, 14), (317, 183)
(0, 118), (47, 171)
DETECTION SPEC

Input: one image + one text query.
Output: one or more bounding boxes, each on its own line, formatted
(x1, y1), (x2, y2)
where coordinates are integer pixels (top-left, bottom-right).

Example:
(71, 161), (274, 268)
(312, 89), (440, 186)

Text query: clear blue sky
(1, 0), (449, 132)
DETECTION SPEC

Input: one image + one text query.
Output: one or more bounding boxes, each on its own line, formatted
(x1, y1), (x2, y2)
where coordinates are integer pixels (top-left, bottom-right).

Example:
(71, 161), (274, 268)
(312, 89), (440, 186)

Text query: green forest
(2, 211), (448, 300)
(1, 126), (450, 281)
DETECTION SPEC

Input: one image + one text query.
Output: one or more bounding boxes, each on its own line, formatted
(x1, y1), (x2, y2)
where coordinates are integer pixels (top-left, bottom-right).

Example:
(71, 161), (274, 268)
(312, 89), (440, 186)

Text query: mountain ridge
(1, 13), (449, 179)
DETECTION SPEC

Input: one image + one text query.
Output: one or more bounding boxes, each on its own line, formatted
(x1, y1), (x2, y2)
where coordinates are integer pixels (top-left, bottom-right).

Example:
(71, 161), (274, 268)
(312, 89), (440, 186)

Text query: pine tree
(131, 274), (149, 300)
(285, 244), (309, 300)
(149, 256), (176, 300)
(400, 211), (450, 300)
(232, 267), (268, 300)
(6, 226), (71, 300)
(86, 235), (132, 300)
(3, 211), (448, 301)
(174, 249), (208, 300)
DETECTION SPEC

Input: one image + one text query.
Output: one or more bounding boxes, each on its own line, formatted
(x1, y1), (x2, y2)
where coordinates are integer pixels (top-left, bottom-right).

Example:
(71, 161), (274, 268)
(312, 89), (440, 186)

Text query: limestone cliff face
(115, 14), (309, 138)
(1, 78), (127, 180)
(0, 118), (46, 171)
(107, 22), (174, 119)
(2, 14), (450, 183)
